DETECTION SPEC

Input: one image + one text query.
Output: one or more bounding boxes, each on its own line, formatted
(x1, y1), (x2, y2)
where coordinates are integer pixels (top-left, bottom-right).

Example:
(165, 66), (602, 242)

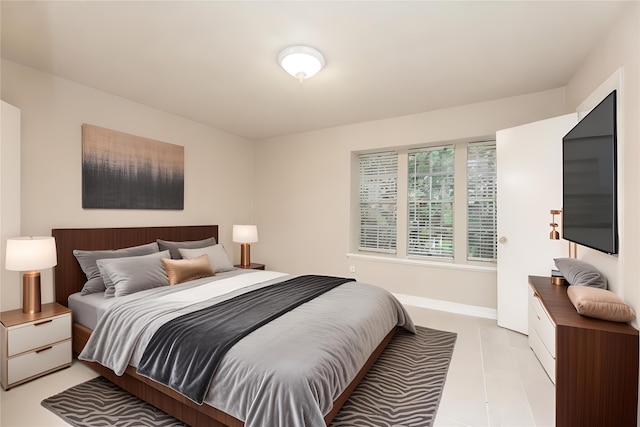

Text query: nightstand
(0, 302), (72, 390)
(234, 263), (265, 270)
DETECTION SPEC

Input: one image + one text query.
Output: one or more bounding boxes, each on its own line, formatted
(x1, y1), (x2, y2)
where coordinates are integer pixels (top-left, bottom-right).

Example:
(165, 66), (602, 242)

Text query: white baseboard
(393, 293), (498, 320)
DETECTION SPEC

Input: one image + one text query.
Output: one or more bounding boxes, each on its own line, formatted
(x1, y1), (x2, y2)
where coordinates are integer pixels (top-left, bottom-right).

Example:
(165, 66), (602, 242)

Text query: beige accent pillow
(161, 254), (214, 286)
(567, 285), (636, 322)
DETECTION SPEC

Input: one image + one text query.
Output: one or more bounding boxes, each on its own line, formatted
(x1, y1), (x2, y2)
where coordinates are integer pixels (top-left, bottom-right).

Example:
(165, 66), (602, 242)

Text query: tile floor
(0, 305), (555, 427)
(405, 306), (555, 427)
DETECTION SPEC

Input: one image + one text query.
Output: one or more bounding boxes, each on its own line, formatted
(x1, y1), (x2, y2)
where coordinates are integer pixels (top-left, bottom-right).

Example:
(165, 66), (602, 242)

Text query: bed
(53, 225), (414, 427)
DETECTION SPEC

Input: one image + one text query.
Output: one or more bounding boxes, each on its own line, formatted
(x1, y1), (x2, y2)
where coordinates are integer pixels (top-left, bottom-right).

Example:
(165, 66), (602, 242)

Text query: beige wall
(2, 2), (635, 315)
(565, 2), (639, 313)
(253, 88), (567, 310)
(0, 101), (22, 312)
(0, 60), (255, 311)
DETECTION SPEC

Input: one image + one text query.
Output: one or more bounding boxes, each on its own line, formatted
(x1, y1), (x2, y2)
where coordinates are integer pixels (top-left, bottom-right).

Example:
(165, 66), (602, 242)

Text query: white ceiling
(1, 1), (629, 140)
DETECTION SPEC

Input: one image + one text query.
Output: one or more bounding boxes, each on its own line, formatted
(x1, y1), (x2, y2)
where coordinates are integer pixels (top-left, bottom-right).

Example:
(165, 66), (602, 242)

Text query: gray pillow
(157, 237), (217, 259)
(74, 242), (159, 295)
(179, 244), (235, 273)
(554, 258), (607, 289)
(98, 250), (171, 298)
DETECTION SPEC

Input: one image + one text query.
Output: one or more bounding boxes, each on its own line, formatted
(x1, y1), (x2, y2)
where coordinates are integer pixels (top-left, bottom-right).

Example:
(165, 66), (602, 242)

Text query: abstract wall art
(81, 124), (184, 209)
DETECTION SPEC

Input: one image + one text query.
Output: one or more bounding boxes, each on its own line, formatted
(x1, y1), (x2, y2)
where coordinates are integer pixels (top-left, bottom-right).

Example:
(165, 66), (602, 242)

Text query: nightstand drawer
(7, 314), (71, 357)
(7, 339), (72, 385)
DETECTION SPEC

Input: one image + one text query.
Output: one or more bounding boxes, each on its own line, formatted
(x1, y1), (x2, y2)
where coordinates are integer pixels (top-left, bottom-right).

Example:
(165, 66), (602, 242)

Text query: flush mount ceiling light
(278, 45), (325, 80)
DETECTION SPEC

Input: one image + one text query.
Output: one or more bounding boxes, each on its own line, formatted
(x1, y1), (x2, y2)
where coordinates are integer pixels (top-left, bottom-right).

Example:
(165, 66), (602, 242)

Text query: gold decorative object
(569, 241), (578, 259)
(549, 209), (561, 240)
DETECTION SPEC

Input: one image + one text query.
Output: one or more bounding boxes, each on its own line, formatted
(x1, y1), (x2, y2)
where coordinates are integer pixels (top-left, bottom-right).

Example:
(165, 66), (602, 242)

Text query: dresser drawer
(7, 339), (72, 385)
(529, 307), (556, 383)
(7, 314), (71, 357)
(528, 285), (555, 357)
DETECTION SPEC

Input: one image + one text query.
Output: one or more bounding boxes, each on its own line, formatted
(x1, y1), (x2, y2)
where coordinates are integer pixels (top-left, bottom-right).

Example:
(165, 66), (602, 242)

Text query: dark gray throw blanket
(137, 275), (354, 404)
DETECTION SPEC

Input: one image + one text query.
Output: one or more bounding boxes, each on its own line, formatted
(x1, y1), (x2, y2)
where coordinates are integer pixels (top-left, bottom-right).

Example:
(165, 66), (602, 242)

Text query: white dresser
(528, 281), (556, 383)
(1, 302), (72, 390)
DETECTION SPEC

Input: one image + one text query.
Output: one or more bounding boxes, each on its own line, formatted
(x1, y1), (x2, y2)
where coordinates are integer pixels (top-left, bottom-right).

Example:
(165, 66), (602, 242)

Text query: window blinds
(359, 152), (397, 253)
(467, 141), (497, 261)
(408, 147), (455, 258)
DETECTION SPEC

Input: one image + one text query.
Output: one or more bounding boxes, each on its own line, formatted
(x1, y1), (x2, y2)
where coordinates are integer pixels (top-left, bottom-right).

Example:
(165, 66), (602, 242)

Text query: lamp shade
(278, 45), (325, 80)
(6, 236), (57, 271)
(233, 225), (258, 244)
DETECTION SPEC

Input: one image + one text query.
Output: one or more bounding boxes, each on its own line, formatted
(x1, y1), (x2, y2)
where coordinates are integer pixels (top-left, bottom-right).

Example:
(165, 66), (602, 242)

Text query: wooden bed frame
(52, 225), (395, 427)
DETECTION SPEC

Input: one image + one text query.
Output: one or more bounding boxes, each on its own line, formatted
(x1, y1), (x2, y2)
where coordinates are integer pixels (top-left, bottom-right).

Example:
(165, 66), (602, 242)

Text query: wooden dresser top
(529, 275), (638, 336)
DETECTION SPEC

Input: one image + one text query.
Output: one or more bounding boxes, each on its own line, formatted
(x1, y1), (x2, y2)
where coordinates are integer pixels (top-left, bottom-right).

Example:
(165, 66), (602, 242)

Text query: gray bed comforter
(79, 270), (415, 427)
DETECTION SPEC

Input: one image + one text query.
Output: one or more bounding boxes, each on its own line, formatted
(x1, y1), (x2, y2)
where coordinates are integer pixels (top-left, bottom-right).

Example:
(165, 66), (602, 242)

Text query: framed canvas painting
(82, 124), (184, 209)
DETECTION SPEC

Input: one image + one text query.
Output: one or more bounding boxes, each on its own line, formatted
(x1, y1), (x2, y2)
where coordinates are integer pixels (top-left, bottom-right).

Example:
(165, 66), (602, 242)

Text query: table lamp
(233, 225), (258, 267)
(5, 236), (57, 314)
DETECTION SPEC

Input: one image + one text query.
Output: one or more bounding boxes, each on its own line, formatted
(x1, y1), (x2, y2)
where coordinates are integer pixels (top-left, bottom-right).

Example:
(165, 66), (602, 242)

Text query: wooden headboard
(52, 225), (219, 307)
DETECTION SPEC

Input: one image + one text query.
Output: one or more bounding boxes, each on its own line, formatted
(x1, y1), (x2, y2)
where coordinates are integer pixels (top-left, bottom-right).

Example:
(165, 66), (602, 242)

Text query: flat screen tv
(562, 90), (617, 255)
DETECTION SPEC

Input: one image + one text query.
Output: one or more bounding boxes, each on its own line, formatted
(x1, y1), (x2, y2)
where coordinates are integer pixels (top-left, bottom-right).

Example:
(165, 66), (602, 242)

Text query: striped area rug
(330, 326), (457, 427)
(42, 326), (456, 427)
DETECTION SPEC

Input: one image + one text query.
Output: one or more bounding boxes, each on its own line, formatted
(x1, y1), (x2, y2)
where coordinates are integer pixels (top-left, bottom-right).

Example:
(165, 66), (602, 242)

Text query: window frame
(407, 145), (456, 259)
(354, 139), (497, 266)
(358, 151), (398, 254)
(466, 141), (498, 262)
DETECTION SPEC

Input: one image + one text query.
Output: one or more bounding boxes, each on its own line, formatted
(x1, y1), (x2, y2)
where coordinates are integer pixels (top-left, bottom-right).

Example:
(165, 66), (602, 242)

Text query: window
(467, 141), (497, 261)
(408, 147), (455, 258)
(359, 152), (397, 253)
(356, 140), (496, 263)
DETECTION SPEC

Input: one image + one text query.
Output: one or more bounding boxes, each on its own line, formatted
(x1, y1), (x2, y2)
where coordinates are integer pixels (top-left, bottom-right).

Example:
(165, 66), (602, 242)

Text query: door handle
(499, 236), (508, 244)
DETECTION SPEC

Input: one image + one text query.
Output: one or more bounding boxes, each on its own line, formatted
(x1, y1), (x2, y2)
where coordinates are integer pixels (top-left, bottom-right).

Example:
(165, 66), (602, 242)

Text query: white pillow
(179, 244), (235, 273)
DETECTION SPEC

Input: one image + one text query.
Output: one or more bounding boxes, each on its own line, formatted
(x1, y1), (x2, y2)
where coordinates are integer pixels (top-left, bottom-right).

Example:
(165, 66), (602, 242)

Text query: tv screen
(562, 90), (617, 255)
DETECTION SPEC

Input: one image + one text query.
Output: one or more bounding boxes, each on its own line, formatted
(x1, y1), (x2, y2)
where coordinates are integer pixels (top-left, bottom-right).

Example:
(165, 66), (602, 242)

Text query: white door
(496, 113), (577, 334)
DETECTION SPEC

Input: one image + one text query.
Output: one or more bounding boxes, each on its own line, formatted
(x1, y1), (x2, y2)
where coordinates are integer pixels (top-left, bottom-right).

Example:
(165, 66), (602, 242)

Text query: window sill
(346, 252), (496, 273)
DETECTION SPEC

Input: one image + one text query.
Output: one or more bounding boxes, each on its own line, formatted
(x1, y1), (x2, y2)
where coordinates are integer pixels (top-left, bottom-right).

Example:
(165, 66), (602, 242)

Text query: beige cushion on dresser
(567, 285), (636, 322)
